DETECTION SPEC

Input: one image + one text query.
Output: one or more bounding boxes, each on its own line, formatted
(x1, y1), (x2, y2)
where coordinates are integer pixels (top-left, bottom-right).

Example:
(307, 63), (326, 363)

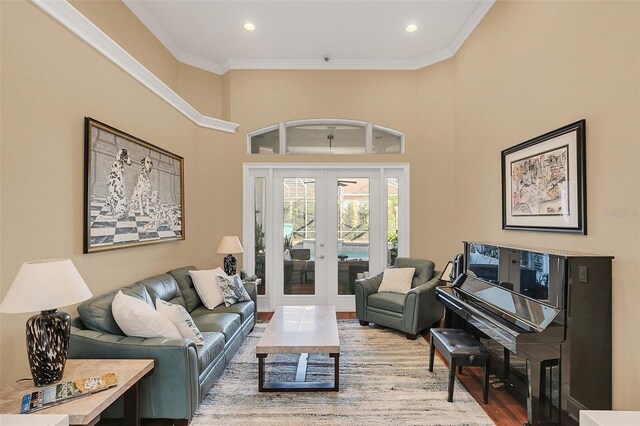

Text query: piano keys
(436, 242), (613, 425)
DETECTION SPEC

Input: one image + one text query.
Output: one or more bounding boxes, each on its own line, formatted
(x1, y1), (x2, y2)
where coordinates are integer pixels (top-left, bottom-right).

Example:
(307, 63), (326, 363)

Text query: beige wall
(216, 67), (457, 264)
(0, 1), (232, 385)
(1, 0), (638, 411)
(453, 1), (640, 409)
(70, 0), (223, 119)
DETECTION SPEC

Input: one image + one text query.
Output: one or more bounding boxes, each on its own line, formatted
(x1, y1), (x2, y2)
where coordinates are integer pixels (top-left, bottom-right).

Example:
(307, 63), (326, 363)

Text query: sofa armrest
(243, 281), (257, 307)
(243, 281), (258, 326)
(69, 327), (198, 420)
(404, 275), (444, 335)
(354, 273), (383, 321)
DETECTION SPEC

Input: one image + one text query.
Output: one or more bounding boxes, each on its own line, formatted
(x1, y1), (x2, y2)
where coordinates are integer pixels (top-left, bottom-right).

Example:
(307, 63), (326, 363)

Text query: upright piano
(436, 242), (613, 425)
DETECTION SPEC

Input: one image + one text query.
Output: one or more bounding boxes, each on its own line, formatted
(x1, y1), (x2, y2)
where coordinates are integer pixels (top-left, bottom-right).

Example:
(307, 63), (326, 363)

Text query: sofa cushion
(77, 283), (151, 335)
(196, 332), (226, 374)
(168, 266), (202, 312)
(190, 308), (241, 342)
(368, 292), (405, 314)
(137, 273), (186, 308)
(212, 301), (255, 323)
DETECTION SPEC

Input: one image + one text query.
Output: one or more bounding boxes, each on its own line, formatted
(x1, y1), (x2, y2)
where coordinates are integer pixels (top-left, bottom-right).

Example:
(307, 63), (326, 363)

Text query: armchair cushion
(368, 292), (405, 314)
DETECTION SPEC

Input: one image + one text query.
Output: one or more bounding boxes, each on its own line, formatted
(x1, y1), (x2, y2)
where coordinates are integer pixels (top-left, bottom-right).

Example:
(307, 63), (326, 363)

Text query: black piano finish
(436, 242), (613, 425)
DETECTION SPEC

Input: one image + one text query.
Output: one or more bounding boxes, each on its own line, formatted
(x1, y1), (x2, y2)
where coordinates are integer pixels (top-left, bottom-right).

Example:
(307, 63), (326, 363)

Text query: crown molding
(450, 0), (495, 53)
(123, 0), (494, 74)
(32, 0), (239, 134)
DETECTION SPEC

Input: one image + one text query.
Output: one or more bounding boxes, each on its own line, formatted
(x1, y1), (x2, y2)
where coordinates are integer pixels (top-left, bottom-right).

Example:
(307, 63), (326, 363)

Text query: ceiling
(123, 0), (495, 75)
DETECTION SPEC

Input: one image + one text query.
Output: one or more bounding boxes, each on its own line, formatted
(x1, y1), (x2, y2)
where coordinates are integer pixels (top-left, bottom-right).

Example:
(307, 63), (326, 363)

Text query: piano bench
(429, 328), (490, 404)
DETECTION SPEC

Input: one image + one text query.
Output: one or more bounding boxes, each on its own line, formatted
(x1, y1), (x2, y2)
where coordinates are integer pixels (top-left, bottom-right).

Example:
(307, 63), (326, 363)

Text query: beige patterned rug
(192, 321), (494, 425)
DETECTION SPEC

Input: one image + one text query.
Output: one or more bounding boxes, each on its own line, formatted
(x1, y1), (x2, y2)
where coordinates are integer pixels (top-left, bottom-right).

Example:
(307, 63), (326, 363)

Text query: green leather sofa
(68, 266), (256, 424)
(355, 257), (443, 340)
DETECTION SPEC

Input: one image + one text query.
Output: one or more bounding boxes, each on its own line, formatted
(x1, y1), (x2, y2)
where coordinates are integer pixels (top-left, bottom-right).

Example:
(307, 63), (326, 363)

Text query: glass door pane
(337, 178), (370, 295)
(254, 177), (267, 295)
(387, 177), (399, 266)
(283, 178), (316, 295)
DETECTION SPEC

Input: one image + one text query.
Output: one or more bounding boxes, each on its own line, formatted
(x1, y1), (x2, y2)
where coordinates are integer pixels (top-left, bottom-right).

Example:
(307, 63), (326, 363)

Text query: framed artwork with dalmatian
(84, 117), (184, 253)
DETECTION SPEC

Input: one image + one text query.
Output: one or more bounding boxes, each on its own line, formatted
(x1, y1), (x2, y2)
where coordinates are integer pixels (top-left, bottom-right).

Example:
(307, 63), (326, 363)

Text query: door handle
(317, 255), (325, 260)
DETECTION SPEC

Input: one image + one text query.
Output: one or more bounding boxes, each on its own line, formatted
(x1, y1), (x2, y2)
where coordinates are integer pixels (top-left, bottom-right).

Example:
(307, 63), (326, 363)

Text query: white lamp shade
(0, 259), (93, 313)
(216, 236), (244, 254)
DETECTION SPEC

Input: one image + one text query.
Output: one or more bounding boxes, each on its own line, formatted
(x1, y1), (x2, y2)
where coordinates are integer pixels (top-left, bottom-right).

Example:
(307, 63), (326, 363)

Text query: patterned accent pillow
(215, 274), (252, 307)
(155, 299), (204, 345)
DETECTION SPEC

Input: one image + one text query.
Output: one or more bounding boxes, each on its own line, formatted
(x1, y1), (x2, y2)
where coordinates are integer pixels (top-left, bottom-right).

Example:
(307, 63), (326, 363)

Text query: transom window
(248, 119), (404, 155)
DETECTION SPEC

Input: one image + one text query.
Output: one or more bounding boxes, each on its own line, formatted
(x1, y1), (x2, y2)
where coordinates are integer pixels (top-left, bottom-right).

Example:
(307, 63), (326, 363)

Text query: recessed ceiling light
(406, 24), (418, 33)
(244, 23), (256, 31)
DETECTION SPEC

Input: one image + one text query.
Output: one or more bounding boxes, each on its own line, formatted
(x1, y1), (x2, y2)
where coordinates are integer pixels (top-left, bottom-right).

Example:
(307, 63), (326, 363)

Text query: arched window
(247, 119), (404, 155)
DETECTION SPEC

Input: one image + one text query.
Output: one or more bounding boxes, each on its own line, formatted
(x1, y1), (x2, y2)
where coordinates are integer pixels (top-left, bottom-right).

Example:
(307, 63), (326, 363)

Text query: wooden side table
(0, 359), (154, 426)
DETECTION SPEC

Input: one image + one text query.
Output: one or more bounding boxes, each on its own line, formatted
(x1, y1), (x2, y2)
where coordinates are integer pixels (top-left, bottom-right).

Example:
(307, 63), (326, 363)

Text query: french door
(244, 164), (409, 312)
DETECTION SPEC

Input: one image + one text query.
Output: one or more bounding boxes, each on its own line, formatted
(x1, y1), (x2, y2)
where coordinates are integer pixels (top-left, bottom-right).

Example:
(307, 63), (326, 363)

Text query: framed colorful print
(84, 117), (185, 253)
(502, 120), (586, 234)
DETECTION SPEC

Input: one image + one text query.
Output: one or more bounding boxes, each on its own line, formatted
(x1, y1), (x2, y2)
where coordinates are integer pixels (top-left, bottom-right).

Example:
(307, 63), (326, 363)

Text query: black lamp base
(26, 309), (71, 386)
(223, 254), (237, 276)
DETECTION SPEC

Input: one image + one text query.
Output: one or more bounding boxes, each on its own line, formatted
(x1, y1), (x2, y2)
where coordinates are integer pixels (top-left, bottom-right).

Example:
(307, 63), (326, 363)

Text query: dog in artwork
(105, 148), (132, 219)
(130, 156), (153, 216)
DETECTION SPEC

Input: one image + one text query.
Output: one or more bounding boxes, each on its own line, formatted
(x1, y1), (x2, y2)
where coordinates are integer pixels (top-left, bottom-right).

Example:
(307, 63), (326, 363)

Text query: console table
(0, 359), (154, 426)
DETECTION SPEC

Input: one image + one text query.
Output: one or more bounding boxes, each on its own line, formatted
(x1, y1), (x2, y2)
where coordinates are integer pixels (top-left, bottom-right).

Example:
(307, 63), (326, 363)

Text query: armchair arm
(69, 327), (198, 420)
(403, 275), (444, 335)
(354, 273), (383, 321)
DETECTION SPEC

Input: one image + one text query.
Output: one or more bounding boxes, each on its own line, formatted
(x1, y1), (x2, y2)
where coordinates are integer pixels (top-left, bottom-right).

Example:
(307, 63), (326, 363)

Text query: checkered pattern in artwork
(89, 196), (182, 248)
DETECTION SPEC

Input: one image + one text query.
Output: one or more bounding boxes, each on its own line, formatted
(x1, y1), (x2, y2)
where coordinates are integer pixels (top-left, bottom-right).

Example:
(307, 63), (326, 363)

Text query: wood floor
(259, 311), (527, 426)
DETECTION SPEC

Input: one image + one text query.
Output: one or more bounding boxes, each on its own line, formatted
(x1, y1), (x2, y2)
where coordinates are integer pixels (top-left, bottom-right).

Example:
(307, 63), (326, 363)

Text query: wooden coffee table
(256, 305), (340, 392)
(0, 359), (154, 426)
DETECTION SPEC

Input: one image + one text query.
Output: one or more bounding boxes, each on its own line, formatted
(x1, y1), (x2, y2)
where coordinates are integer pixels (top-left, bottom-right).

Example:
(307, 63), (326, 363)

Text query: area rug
(191, 321), (494, 425)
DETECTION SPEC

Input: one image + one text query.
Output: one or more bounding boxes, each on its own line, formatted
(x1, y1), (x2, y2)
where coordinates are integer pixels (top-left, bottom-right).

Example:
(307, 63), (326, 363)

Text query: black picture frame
(84, 118), (185, 253)
(501, 120), (586, 234)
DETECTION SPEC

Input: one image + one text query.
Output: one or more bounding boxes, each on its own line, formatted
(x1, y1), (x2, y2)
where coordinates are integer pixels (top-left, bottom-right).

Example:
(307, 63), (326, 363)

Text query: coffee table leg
(296, 353), (309, 382)
(331, 353), (340, 391)
(257, 353), (267, 392)
(123, 381), (139, 426)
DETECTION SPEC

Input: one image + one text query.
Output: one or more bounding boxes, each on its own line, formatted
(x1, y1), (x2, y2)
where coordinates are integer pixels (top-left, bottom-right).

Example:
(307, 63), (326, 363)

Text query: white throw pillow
(189, 268), (227, 309)
(111, 291), (181, 339)
(378, 267), (416, 294)
(156, 299), (204, 345)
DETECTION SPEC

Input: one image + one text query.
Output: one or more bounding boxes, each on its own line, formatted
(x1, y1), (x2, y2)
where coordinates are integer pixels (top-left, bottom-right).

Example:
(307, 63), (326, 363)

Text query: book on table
(20, 373), (118, 414)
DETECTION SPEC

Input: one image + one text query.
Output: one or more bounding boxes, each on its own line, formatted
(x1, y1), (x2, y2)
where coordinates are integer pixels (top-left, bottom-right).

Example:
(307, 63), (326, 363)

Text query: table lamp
(0, 259), (93, 386)
(217, 236), (244, 276)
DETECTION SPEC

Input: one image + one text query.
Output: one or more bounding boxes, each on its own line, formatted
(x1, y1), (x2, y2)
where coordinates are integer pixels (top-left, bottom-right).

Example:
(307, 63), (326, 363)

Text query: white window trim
(243, 162), (410, 312)
(247, 119), (405, 154)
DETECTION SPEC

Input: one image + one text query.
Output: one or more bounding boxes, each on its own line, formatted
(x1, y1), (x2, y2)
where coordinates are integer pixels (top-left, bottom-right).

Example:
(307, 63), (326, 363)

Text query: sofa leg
(173, 420), (189, 426)
(406, 333), (417, 340)
(359, 320), (369, 326)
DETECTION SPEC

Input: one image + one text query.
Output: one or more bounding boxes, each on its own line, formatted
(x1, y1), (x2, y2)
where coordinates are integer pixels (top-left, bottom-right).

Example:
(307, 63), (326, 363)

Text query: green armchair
(354, 257), (444, 340)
